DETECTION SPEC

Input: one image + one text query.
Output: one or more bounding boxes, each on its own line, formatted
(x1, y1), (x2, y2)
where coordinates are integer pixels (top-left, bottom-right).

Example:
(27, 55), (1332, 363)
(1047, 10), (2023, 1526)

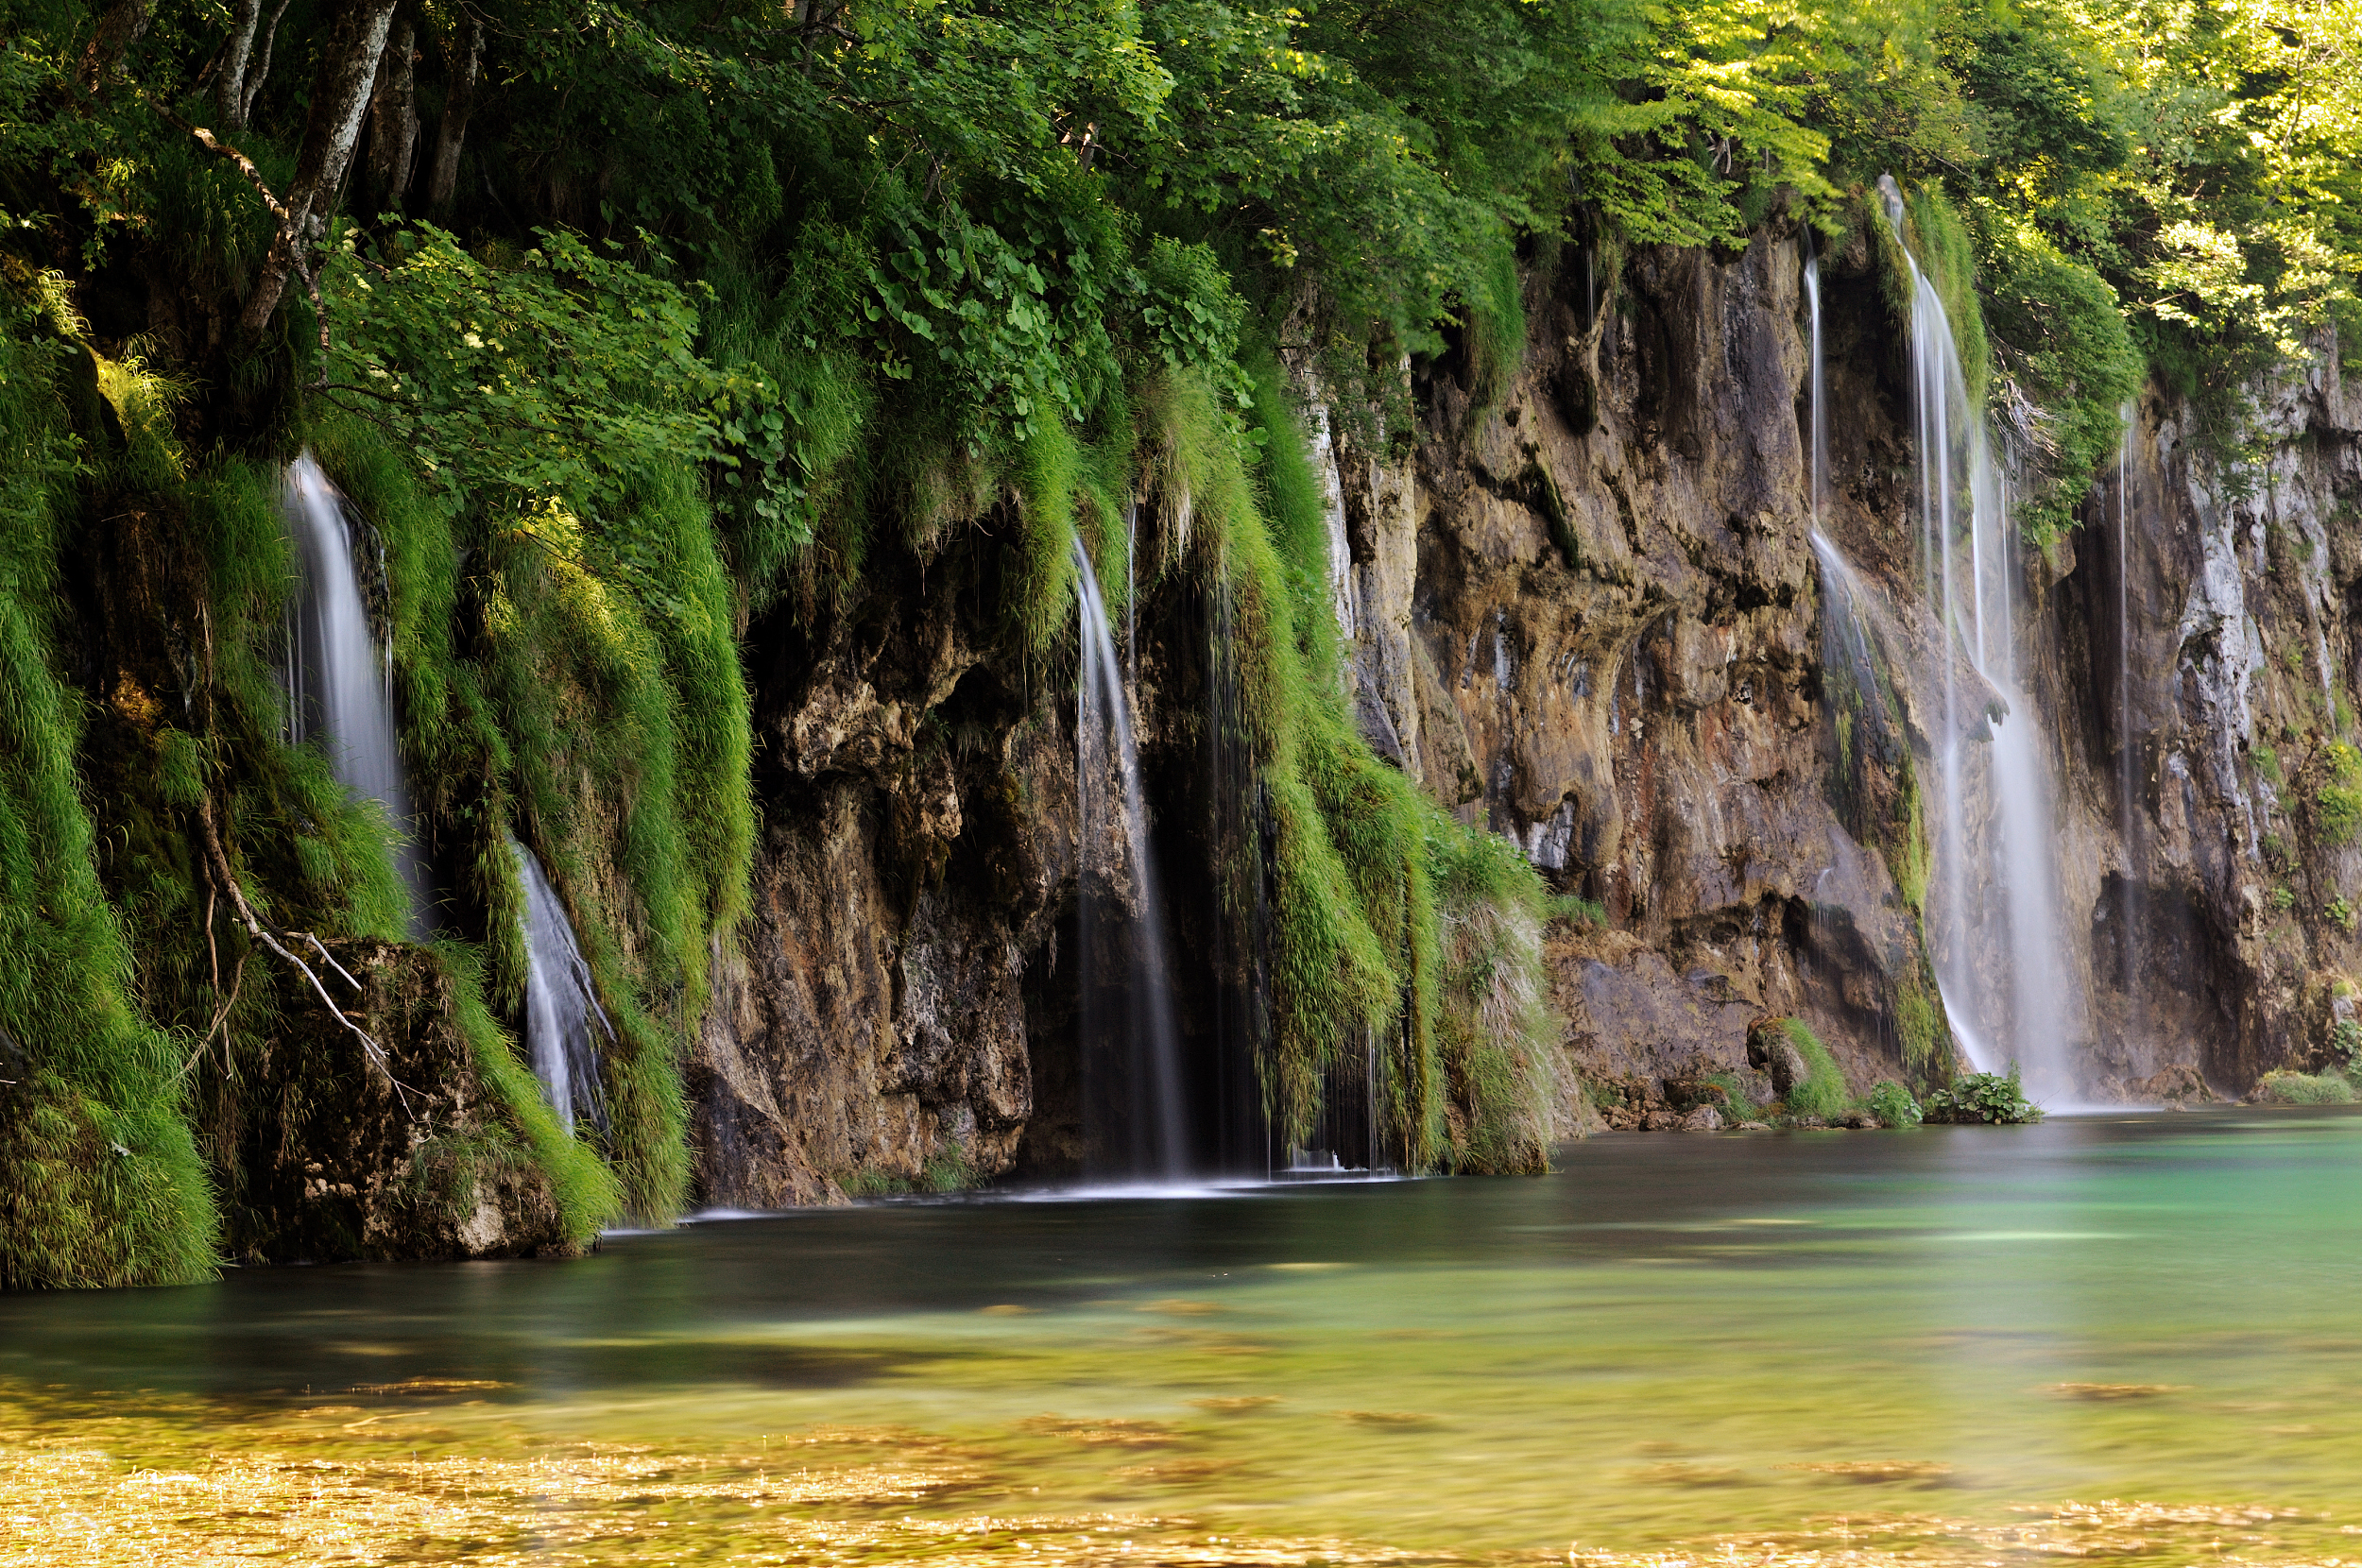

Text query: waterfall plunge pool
(8, 1110), (2362, 1564)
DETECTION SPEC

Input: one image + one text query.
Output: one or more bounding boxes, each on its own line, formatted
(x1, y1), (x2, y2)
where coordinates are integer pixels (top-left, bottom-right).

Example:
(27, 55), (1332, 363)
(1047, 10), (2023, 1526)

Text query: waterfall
(282, 453), (431, 936)
(1073, 539), (1189, 1181)
(513, 839), (611, 1134)
(1804, 241), (1827, 528)
(1876, 177), (2078, 1097)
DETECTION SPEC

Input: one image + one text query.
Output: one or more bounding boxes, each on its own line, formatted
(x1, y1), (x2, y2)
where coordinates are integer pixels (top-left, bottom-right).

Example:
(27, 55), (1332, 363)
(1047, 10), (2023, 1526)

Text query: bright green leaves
(323, 224), (801, 533)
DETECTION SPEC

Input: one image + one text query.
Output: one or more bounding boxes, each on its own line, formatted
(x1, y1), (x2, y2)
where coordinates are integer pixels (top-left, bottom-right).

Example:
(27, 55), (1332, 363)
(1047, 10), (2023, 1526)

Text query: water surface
(10, 1110), (2362, 1563)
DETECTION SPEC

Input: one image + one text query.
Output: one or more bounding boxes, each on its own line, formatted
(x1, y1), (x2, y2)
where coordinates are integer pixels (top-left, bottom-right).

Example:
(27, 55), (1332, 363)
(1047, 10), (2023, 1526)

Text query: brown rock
(1679, 1104), (1723, 1132)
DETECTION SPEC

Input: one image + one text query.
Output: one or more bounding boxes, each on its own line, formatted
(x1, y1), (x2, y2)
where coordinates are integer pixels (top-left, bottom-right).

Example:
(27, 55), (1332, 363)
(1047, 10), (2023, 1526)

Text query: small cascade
(1073, 539), (1189, 1181)
(513, 840), (612, 1134)
(282, 453), (430, 936)
(1876, 177), (2079, 1097)
(1804, 240), (1828, 527)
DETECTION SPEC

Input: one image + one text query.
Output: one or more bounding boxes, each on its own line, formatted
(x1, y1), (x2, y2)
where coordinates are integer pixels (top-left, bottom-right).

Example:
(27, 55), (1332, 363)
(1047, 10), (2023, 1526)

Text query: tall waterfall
(1073, 539), (1188, 1180)
(282, 453), (431, 936)
(1877, 177), (2078, 1097)
(514, 840), (611, 1134)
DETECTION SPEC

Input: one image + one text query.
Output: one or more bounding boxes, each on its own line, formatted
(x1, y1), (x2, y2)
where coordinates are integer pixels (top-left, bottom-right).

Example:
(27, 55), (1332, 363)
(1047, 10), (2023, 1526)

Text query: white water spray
(1073, 540), (1188, 1179)
(282, 453), (430, 936)
(513, 840), (611, 1134)
(1876, 177), (2080, 1097)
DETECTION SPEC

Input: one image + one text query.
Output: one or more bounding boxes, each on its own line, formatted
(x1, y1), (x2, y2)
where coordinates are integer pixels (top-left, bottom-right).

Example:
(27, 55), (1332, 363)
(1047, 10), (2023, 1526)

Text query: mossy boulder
(213, 940), (595, 1263)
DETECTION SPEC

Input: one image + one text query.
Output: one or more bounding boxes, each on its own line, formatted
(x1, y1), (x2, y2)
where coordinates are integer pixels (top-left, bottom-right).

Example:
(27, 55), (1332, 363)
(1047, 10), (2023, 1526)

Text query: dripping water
(514, 840), (612, 1134)
(1073, 539), (1189, 1181)
(281, 453), (430, 936)
(1876, 176), (2079, 1097)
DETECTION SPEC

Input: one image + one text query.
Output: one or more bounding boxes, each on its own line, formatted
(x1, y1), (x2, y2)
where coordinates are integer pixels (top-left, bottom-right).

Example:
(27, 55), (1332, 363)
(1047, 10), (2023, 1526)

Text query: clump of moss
(1779, 1019), (1849, 1119)
(2251, 1070), (2355, 1106)
(2317, 742), (2362, 846)
(0, 308), (219, 1288)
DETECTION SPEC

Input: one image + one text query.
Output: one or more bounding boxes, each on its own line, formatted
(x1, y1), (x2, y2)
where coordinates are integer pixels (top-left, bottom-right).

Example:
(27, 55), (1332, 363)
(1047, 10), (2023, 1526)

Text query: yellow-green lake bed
(9, 1108), (2362, 1564)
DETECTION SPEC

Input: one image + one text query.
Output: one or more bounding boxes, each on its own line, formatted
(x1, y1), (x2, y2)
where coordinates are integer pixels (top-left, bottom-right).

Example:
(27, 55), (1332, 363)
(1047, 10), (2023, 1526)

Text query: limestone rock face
(694, 230), (2362, 1205)
(1299, 230), (1929, 1123)
(692, 548), (1073, 1205)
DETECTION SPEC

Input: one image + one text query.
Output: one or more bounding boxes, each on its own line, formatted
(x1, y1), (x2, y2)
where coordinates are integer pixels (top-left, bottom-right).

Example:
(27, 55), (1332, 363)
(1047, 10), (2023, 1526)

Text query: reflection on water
(9, 1110), (2362, 1563)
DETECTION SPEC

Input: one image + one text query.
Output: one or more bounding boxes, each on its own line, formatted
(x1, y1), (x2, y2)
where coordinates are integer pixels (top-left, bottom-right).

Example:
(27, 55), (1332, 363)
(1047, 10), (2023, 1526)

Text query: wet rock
(1746, 1019), (1809, 1099)
(1835, 1110), (1881, 1130)
(1641, 1110), (1686, 1132)
(2132, 1064), (2215, 1104)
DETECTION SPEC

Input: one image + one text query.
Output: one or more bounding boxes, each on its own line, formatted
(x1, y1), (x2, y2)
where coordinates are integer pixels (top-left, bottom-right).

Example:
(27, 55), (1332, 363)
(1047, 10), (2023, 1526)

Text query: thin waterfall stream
(514, 840), (612, 1133)
(282, 452), (431, 936)
(1876, 177), (2080, 1098)
(1073, 539), (1188, 1181)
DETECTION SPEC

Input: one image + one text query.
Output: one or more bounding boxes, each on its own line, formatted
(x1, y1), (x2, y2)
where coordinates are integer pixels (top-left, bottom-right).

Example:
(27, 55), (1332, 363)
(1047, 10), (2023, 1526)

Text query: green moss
(1779, 1019), (1849, 1119)
(435, 943), (620, 1236)
(0, 315), (219, 1287)
(2252, 1070), (2355, 1106)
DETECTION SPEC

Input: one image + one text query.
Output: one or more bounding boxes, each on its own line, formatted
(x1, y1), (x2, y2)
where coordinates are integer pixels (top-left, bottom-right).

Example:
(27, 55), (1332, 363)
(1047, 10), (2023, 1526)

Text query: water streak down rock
(1879, 176), (2081, 1099)
(281, 452), (430, 936)
(1072, 539), (1189, 1181)
(513, 840), (612, 1135)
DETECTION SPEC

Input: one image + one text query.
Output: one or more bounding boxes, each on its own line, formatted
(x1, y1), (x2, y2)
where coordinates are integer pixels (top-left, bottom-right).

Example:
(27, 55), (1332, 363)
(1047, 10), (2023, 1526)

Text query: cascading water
(282, 453), (431, 936)
(513, 840), (611, 1134)
(1876, 176), (2079, 1097)
(1072, 540), (1189, 1181)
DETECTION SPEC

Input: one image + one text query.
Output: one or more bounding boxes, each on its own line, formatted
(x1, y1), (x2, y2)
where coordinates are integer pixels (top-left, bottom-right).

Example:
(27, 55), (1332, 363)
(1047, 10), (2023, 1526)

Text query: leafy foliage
(1925, 1068), (2045, 1124)
(1866, 1080), (1924, 1128)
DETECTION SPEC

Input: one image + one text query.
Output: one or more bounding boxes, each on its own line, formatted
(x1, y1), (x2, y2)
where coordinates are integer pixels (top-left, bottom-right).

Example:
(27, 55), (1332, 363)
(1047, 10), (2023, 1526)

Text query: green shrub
(1780, 1019), (1848, 1119)
(1924, 1068), (2045, 1124)
(1866, 1081), (1924, 1128)
(2252, 1070), (2355, 1105)
(2328, 897), (2358, 936)
(2331, 1016), (2362, 1073)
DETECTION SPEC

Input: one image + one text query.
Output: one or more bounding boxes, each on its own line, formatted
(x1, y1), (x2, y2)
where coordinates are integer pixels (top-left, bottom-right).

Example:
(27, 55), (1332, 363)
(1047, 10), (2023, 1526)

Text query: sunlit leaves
(321, 224), (800, 531)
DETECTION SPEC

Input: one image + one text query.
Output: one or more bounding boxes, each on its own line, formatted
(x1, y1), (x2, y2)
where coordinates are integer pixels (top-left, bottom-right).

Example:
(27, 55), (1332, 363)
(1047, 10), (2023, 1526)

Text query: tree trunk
(79, 0), (154, 92)
(215, 0), (265, 126)
(423, 14), (482, 216)
(239, 0), (399, 338)
(361, 13), (419, 217)
(236, 0), (294, 127)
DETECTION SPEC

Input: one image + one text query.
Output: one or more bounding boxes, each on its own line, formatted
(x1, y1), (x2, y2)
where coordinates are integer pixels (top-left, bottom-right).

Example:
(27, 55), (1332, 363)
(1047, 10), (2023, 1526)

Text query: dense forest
(2, 0), (2356, 1287)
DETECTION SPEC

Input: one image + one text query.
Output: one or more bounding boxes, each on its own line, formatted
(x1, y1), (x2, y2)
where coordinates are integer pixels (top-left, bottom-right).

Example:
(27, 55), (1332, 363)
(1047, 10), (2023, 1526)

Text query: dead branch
(196, 793), (407, 1105)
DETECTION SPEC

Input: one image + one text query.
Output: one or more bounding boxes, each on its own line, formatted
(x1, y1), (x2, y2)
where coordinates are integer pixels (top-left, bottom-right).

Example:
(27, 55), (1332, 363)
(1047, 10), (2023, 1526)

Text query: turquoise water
(9, 1109), (2362, 1562)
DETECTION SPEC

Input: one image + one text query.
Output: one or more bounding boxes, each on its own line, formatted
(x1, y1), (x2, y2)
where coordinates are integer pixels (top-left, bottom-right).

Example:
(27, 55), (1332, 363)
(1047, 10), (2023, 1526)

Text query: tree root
(196, 794), (415, 1115)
